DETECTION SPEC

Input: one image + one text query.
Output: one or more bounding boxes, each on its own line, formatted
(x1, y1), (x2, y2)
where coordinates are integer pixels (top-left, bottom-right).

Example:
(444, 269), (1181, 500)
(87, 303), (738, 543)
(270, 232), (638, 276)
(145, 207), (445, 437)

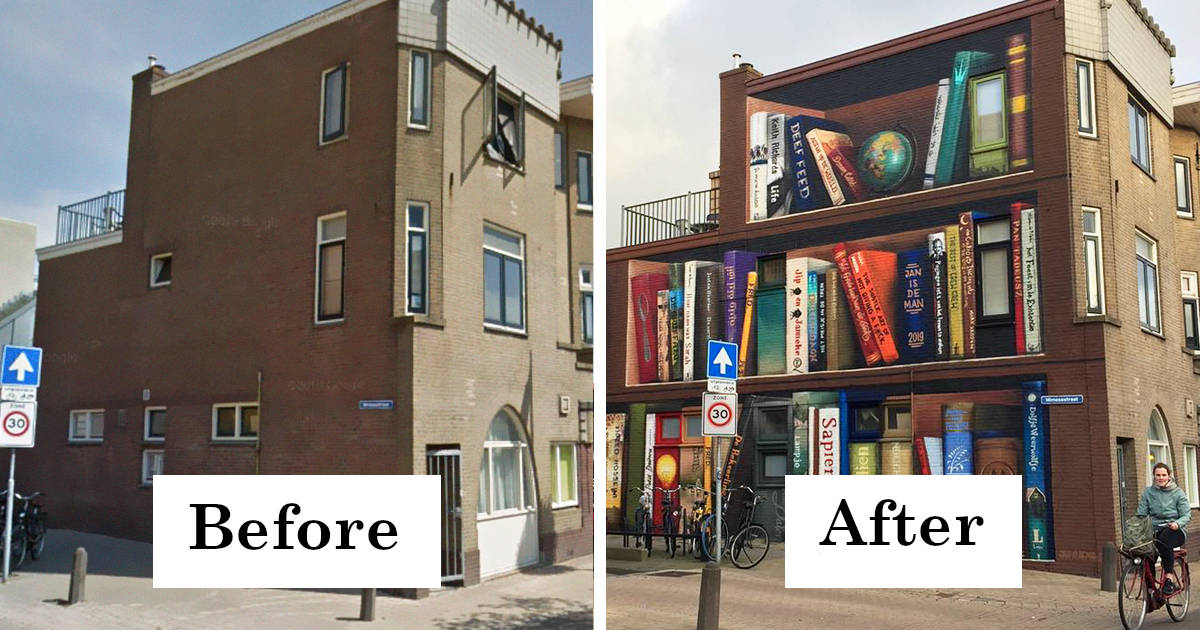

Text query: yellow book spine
(945, 227), (963, 359)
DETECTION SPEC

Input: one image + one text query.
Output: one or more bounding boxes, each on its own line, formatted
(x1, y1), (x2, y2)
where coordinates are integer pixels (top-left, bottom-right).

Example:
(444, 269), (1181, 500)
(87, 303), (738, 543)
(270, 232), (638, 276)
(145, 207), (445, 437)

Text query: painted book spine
(936, 52), (991, 186)
(631, 273), (665, 383)
(850, 442), (879, 475)
(812, 128), (867, 203)
(826, 268), (857, 370)
(656, 290), (670, 381)
(668, 263), (684, 381)
(766, 113), (792, 217)
(945, 227), (964, 359)
(623, 404), (646, 528)
(749, 112), (768, 221)
(928, 233), (949, 360)
(958, 212), (977, 358)
(943, 403), (975, 475)
(739, 272), (758, 376)
(915, 437), (931, 475)
(880, 440), (912, 475)
(808, 270), (819, 372)
(1006, 34), (1031, 170)
(833, 244), (882, 366)
(849, 251), (900, 364)
(697, 264), (723, 379)
(786, 116), (825, 211)
(1023, 380), (1052, 559)
(1010, 205), (1025, 354)
(1020, 205), (1042, 353)
(924, 437), (944, 475)
(924, 78), (951, 189)
(683, 261), (697, 381)
(816, 272), (828, 371)
(899, 249), (932, 363)
(792, 396), (811, 475)
(723, 251), (757, 345)
(756, 286), (786, 375)
(816, 407), (840, 475)
(785, 254), (810, 375)
(806, 129), (846, 205)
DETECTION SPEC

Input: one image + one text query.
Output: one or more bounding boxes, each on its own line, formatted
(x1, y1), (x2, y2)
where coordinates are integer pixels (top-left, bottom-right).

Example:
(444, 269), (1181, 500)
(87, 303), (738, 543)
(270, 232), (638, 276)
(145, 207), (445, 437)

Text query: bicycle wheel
(27, 511), (46, 560)
(8, 524), (27, 571)
(1119, 560), (1148, 630)
(730, 524), (770, 569)
(1168, 559), (1190, 622)
(664, 511), (677, 558)
(698, 515), (729, 562)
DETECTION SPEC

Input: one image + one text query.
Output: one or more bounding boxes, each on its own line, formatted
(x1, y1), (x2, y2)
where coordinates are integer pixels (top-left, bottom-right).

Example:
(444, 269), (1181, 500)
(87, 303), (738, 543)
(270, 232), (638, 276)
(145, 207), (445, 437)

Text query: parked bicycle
(628, 486), (653, 553)
(1119, 545), (1190, 629)
(697, 484), (770, 569)
(627, 485), (684, 557)
(0, 490), (47, 571)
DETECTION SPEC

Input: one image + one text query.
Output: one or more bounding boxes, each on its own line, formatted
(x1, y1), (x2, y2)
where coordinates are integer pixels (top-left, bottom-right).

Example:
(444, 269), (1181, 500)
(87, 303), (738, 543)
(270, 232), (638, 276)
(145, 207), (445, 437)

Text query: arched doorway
(477, 409), (539, 577)
(1147, 408), (1172, 482)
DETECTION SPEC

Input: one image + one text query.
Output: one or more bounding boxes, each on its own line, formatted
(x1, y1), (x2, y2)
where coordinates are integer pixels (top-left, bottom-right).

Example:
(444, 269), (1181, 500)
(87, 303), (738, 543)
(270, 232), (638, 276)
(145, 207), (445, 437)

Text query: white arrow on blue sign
(1, 345), (42, 388)
(707, 340), (739, 380)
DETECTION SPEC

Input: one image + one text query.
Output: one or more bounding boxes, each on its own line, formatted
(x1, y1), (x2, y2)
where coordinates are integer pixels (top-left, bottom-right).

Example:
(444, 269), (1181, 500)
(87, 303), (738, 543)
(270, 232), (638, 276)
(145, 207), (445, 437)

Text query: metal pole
(4, 449), (14, 582)
(715, 439), (722, 566)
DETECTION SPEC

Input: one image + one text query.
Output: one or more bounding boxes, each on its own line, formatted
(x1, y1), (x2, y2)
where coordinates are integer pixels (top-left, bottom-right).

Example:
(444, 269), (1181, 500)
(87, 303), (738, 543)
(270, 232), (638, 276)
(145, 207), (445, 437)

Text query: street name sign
(358, 399), (395, 410)
(0, 401), (36, 448)
(0, 386), (35, 403)
(707, 378), (736, 395)
(1039, 395), (1083, 406)
(702, 392), (737, 437)
(1, 346), (42, 388)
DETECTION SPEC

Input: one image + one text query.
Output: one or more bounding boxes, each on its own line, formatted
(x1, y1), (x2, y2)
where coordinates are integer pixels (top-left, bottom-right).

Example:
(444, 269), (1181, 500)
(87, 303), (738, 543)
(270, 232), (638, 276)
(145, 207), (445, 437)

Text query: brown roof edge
(747, 0), (1058, 94)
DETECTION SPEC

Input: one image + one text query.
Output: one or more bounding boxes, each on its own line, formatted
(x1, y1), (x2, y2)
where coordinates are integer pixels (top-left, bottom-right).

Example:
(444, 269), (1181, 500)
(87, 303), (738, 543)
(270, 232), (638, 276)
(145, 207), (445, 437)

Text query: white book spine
(644, 414), (656, 492)
(817, 407), (840, 475)
(924, 78), (950, 189)
(766, 113), (791, 217)
(786, 255), (810, 374)
(683, 261), (697, 380)
(749, 112), (768, 220)
(1020, 207), (1042, 353)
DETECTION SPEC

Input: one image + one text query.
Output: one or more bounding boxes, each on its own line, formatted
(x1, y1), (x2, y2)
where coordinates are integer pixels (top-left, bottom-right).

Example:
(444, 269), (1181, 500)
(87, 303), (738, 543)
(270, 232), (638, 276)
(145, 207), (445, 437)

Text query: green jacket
(1137, 482), (1192, 531)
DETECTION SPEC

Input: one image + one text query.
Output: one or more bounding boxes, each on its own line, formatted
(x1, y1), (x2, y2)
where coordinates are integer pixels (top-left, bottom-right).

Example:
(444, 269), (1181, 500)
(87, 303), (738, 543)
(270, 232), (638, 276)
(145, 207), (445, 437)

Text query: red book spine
(631, 273), (667, 383)
(825, 140), (867, 203)
(1011, 203), (1027, 355)
(958, 212), (976, 359)
(915, 438), (931, 475)
(833, 244), (882, 366)
(1006, 34), (1031, 169)
(849, 251), (901, 364)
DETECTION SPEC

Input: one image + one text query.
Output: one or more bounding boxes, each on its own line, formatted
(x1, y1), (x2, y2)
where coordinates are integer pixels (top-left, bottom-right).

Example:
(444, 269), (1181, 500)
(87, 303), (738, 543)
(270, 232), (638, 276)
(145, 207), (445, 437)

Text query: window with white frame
(1135, 231), (1161, 333)
(478, 412), (535, 515)
(1176, 156), (1193, 217)
(149, 253), (172, 287)
(321, 63), (347, 143)
(68, 409), (104, 442)
(1128, 97), (1151, 173)
(483, 67), (525, 167)
(580, 265), (593, 345)
(1082, 207), (1105, 315)
(483, 224), (524, 331)
(144, 406), (166, 441)
(551, 442), (578, 507)
(975, 219), (1011, 321)
(1185, 445), (1200, 508)
(554, 130), (565, 189)
(212, 403), (259, 441)
(316, 213), (346, 322)
(1183, 272), (1199, 351)
(1148, 409), (1172, 482)
(409, 50), (430, 128)
(577, 151), (593, 207)
(1076, 59), (1096, 137)
(142, 450), (164, 486)
(406, 202), (428, 315)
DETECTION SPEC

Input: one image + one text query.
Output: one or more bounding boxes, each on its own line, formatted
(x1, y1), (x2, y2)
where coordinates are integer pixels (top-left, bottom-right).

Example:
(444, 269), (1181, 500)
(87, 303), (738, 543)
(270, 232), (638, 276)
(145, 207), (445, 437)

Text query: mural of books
(624, 201), (1042, 385)
(746, 25), (1032, 222)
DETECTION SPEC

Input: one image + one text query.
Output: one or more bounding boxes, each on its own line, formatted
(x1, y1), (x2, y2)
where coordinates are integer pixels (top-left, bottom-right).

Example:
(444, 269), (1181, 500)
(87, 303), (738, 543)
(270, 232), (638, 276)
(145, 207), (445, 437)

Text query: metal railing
(56, 190), (124, 245)
(621, 188), (719, 248)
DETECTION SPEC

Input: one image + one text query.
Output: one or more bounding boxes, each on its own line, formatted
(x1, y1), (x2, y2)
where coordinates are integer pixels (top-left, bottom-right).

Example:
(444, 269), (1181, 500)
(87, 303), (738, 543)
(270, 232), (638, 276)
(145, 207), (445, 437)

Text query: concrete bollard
(67, 547), (87, 605)
(696, 561), (721, 630)
(359, 588), (376, 621)
(1101, 542), (1118, 592)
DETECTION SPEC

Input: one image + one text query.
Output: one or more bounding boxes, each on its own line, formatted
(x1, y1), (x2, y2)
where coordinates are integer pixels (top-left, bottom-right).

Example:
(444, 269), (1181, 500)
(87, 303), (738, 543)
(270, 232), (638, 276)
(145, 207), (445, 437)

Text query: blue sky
(0, 0), (592, 249)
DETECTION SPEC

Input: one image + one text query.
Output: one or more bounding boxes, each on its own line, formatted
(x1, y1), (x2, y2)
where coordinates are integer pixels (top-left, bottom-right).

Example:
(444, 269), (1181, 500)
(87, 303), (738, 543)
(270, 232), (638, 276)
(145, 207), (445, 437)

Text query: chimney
(148, 55), (157, 68)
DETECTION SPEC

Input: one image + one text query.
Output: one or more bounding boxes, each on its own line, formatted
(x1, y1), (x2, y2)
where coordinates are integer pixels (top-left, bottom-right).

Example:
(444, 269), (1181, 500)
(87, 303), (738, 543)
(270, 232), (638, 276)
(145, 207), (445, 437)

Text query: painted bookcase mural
(746, 20), (1032, 221)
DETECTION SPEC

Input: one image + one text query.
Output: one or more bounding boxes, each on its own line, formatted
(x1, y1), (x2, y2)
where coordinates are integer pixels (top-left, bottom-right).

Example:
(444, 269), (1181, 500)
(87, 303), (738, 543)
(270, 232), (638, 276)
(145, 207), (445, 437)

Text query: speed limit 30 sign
(0, 401), (36, 448)
(702, 393), (737, 437)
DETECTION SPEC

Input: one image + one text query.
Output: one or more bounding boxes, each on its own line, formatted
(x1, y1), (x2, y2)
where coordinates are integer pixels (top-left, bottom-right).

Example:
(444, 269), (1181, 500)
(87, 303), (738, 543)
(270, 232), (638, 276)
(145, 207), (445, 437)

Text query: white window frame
(483, 223), (526, 333)
(211, 402), (259, 442)
(315, 211), (347, 324)
(579, 265), (593, 346)
(68, 409), (104, 443)
(1182, 271), (1199, 351)
(1129, 97), (1151, 174)
(143, 406), (166, 442)
(1135, 230), (1161, 334)
(319, 62), (349, 145)
(1076, 59), (1096, 138)
(407, 50), (431, 129)
(576, 150), (593, 210)
(551, 442), (579, 508)
(1082, 207), (1106, 316)
(1148, 408), (1172, 483)
(149, 252), (173, 288)
(554, 130), (566, 189)
(478, 415), (536, 519)
(1185, 444), (1200, 508)
(142, 449), (164, 486)
(405, 202), (429, 315)
(1175, 156), (1193, 218)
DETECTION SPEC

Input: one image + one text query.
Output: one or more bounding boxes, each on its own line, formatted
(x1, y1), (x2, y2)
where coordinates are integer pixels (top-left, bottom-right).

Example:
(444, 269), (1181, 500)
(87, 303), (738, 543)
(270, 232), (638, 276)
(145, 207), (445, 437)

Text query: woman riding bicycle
(1137, 462), (1191, 595)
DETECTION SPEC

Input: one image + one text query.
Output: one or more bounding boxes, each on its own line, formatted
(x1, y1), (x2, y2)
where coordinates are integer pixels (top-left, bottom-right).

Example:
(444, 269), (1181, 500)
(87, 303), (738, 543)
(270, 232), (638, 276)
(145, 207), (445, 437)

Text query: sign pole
(3, 448), (14, 582)
(714, 438), (722, 567)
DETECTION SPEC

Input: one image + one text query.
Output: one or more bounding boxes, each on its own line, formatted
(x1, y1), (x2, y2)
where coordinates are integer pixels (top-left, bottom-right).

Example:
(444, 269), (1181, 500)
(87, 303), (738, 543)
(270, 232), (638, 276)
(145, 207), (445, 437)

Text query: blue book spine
(838, 390), (851, 475)
(899, 249), (933, 363)
(1023, 380), (1052, 559)
(943, 404), (973, 475)
(807, 271), (820, 370)
(786, 115), (838, 211)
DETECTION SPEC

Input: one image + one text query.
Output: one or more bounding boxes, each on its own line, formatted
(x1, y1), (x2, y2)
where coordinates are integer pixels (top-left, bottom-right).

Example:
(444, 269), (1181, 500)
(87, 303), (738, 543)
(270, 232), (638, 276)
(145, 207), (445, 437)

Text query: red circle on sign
(708, 402), (733, 427)
(3, 411), (30, 437)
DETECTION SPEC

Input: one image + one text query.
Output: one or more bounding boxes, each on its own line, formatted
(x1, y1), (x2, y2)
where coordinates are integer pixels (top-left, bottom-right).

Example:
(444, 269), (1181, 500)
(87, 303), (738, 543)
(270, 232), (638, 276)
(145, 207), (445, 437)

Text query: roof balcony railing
(55, 189), (124, 245)
(620, 188), (719, 248)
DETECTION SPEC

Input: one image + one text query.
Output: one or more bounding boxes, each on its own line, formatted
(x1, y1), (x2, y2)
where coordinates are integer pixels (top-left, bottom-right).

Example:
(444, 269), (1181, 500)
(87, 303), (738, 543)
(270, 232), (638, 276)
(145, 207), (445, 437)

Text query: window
(316, 213), (346, 322)
(1182, 272), (1199, 350)
(968, 72), (1007, 160)
(554, 130), (565, 189)
(1135, 231), (1160, 333)
(551, 442), (578, 507)
(1082, 208), (1106, 315)
(1129, 98), (1151, 173)
(483, 224), (524, 331)
(321, 63), (347, 143)
(1186, 445), (1200, 508)
(212, 403), (259, 441)
(409, 50), (430, 128)
(580, 265), (593, 345)
(1148, 409), (1171, 482)
(68, 409), (103, 442)
(483, 66), (525, 167)
(1175, 157), (1193, 217)
(478, 411), (535, 516)
(577, 151), (593, 207)
(149, 253), (172, 287)
(144, 406), (166, 441)
(1076, 60), (1096, 136)
(142, 450), (164, 486)
(976, 218), (1012, 320)
(406, 202), (428, 315)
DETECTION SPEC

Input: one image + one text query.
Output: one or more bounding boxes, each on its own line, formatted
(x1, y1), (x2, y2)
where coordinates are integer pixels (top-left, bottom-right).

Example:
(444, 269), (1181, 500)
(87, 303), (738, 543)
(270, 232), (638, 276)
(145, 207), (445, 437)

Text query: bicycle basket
(1121, 515), (1155, 558)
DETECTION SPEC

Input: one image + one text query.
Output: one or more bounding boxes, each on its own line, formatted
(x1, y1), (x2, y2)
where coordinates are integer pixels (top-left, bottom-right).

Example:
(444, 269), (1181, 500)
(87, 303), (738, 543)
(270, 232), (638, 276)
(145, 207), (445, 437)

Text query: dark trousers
(1155, 527), (1186, 577)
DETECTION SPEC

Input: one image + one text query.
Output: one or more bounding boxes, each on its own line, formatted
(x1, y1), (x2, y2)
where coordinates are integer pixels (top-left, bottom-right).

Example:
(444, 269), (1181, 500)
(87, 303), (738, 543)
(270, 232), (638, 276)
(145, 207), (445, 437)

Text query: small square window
(68, 409), (104, 442)
(321, 63), (348, 143)
(150, 253), (172, 287)
(212, 403), (258, 441)
(142, 450), (164, 486)
(144, 407), (166, 441)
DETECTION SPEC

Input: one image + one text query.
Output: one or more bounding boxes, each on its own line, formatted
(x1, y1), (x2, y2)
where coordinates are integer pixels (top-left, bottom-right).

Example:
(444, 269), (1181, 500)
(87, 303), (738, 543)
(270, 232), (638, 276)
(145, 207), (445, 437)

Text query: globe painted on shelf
(856, 129), (916, 193)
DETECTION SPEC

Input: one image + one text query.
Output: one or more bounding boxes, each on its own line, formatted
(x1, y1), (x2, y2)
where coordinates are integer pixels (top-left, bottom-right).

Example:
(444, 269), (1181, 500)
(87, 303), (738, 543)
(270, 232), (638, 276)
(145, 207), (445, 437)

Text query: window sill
(1184, 347), (1200, 356)
(318, 134), (348, 148)
(1140, 327), (1166, 340)
(314, 317), (345, 328)
(144, 437), (165, 444)
(1078, 130), (1098, 140)
(477, 507), (536, 522)
(1178, 212), (1195, 220)
(407, 123), (431, 132)
(482, 150), (525, 175)
(576, 204), (593, 213)
(67, 439), (103, 445)
(211, 438), (257, 445)
(484, 323), (527, 338)
(149, 282), (171, 289)
(1132, 160), (1155, 180)
(140, 482), (154, 489)
(1074, 313), (1120, 326)
(396, 313), (445, 329)
(552, 501), (580, 510)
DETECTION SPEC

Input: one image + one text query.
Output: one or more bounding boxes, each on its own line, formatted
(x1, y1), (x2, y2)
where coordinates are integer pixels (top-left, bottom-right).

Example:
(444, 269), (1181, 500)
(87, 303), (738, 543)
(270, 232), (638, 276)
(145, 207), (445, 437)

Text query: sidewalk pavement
(0, 530), (592, 630)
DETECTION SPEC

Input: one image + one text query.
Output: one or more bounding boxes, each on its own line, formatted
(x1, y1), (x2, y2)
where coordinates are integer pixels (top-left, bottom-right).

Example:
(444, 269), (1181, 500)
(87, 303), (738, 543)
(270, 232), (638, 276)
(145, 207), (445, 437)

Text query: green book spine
(756, 286), (787, 374)
(935, 51), (994, 186)
(623, 404), (647, 529)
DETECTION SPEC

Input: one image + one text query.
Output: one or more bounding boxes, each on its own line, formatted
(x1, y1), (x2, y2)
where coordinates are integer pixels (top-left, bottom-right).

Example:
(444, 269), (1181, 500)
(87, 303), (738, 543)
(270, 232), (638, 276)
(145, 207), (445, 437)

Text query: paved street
(0, 530), (592, 629)
(607, 536), (1155, 629)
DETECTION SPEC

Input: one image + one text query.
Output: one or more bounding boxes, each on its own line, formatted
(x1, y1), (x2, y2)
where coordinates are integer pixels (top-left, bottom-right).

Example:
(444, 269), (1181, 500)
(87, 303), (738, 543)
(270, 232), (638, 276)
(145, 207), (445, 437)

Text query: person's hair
(1153, 462), (1172, 475)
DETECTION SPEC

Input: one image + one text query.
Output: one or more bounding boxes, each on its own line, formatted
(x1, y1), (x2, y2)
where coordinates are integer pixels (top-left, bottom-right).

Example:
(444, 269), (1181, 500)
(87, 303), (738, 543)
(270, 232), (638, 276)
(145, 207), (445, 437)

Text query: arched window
(1148, 408), (1172, 481)
(479, 411), (536, 516)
